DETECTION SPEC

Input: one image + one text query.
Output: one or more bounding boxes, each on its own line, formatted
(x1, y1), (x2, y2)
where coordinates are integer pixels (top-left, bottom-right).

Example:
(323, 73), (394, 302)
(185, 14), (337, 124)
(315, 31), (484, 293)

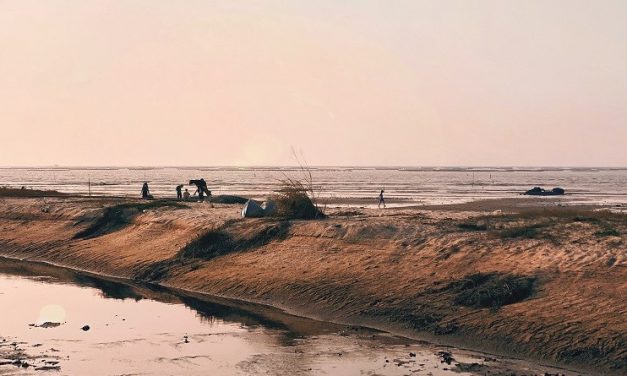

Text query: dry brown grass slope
(0, 197), (624, 374)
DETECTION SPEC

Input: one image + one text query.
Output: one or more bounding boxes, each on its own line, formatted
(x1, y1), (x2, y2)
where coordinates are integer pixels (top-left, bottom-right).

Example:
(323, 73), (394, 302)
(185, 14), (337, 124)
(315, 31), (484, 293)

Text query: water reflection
(0, 257), (586, 376)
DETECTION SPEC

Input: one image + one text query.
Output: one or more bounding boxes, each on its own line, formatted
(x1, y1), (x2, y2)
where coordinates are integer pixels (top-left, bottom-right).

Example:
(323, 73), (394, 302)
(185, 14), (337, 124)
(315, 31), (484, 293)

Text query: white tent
(241, 200), (265, 218)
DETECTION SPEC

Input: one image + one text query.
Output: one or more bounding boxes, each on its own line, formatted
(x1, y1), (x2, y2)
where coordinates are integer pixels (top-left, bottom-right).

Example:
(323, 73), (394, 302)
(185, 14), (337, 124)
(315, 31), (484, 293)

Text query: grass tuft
(451, 273), (535, 309)
(595, 227), (620, 237)
(274, 180), (325, 220)
(457, 222), (488, 231)
(498, 223), (547, 239)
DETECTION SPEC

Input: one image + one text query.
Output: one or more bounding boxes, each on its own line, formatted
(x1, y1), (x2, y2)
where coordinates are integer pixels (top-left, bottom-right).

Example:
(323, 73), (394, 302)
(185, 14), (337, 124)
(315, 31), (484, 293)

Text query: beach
(1, 166), (626, 208)
(0, 194), (624, 374)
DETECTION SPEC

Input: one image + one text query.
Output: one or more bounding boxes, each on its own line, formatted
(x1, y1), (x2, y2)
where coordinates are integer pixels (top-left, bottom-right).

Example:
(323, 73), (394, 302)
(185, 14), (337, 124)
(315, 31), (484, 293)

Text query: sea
(1, 167), (626, 208)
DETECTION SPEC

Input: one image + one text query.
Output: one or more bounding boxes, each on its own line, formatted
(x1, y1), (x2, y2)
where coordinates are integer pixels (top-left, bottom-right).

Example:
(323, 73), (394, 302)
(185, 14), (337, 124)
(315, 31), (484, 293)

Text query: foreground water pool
(0, 258), (583, 376)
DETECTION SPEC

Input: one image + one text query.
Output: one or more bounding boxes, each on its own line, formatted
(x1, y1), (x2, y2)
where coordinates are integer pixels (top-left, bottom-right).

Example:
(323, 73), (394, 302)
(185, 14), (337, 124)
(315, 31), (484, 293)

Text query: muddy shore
(0, 196), (624, 374)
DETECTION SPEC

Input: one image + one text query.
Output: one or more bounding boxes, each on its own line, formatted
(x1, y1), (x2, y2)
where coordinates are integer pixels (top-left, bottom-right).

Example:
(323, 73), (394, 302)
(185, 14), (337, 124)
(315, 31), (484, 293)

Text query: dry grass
(498, 223), (550, 239)
(274, 181), (325, 220)
(457, 222), (488, 231)
(179, 221), (291, 260)
(0, 187), (67, 197)
(271, 150), (326, 220)
(211, 195), (249, 204)
(450, 273), (536, 309)
(74, 201), (188, 239)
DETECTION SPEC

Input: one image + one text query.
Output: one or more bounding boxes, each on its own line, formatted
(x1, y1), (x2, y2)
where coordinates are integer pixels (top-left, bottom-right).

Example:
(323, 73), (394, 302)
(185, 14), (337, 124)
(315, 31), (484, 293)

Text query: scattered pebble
(81, 325), (90, 331)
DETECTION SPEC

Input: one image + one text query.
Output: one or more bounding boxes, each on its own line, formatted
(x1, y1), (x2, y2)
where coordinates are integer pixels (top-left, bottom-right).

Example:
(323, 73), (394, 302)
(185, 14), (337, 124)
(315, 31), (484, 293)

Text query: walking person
(378, 189), (386, 209)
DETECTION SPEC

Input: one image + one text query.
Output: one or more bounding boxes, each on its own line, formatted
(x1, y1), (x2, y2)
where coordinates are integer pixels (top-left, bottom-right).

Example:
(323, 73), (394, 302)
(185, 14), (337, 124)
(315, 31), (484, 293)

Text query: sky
(1, 0), (626, 167)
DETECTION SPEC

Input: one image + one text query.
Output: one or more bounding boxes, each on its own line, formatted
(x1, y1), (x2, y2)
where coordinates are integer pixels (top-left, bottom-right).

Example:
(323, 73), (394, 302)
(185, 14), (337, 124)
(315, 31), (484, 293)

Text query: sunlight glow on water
(36, 304), (67, 325)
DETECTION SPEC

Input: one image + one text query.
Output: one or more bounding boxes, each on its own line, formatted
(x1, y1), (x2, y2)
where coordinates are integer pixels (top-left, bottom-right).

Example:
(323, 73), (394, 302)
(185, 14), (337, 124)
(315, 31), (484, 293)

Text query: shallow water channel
(0, 258), (581, 376)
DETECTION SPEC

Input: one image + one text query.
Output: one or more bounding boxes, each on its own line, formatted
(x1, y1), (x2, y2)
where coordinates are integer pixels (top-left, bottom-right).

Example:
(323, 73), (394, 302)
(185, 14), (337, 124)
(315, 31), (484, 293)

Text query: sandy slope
(0, 196), (624, 374)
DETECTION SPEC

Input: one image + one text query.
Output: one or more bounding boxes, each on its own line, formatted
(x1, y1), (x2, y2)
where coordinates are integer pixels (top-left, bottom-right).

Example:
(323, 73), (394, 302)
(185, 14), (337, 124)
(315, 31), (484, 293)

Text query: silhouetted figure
(378, 189), (385, 209)
(141, 182), (151, 199)
(189, 179), (212, 201)
(183, 189), (190, 200)
(176, 184), (184, 200)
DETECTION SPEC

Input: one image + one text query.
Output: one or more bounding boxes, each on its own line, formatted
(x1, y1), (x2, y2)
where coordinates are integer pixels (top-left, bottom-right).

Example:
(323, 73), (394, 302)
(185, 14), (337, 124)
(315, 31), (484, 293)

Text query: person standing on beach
(141, 182), (150, 199)
(176, 184), (184, 200)
(378, 189), (385, 208)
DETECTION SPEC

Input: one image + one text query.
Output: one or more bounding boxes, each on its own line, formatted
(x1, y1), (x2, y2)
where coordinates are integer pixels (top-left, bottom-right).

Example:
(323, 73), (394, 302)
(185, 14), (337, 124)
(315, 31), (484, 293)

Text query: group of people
(141, 178), (212, 201)
(142, 179), (388, 208)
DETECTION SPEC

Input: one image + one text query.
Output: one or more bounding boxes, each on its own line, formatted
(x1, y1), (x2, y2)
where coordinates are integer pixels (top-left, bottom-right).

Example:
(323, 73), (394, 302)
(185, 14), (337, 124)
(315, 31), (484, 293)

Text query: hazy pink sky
(1, 1), (626, 167)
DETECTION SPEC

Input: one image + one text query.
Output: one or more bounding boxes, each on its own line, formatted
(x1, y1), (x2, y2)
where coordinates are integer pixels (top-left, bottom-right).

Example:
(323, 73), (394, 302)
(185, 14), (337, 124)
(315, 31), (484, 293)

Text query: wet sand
(0, 258), (581, 376)
(0, 195), (624, 375)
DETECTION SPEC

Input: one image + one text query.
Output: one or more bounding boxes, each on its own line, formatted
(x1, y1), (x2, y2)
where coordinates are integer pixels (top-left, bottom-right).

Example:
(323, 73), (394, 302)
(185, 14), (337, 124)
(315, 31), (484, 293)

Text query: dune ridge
(0, 197), (624, 374)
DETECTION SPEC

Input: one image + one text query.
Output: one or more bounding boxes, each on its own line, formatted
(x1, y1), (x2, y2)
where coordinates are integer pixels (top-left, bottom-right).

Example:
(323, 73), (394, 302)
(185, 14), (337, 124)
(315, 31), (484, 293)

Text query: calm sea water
(1, 167), (626, 207)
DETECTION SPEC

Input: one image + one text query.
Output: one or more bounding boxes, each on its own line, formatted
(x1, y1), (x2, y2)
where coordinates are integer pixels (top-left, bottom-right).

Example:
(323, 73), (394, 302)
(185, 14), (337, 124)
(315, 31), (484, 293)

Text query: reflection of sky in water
(1, 167), (626, 206)
(0, 260), (590, 376)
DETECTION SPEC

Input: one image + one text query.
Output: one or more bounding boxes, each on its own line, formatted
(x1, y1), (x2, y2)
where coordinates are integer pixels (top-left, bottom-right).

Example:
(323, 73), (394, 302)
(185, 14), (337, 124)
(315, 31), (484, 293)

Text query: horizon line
(1, 165), (626, 170)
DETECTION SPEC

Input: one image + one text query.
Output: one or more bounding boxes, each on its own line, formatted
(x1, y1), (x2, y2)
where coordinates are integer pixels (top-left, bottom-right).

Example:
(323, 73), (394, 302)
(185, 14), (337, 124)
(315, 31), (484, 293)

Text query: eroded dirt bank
(0, 197), (625, 374)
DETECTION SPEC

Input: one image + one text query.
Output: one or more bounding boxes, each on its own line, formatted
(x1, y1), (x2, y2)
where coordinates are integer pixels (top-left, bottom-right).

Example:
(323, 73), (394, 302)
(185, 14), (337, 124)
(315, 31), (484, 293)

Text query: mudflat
(0, 196), (624, 374)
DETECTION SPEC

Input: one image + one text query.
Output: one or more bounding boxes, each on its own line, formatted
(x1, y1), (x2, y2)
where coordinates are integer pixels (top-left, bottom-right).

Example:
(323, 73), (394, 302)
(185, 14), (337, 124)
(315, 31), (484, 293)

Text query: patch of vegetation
(0, 187), (67, 197)
(450, 272), (536, 309)
(179, 221), (291, 260)
(211, 195), (249, 204)
(457, 222), (488, 231)
(273, 153), (326, 220)
(595, 227), (620, 237)
(74, 201), (188, 239)
(510, 207), (626, 224)
(333, 209), (363, 217)
(498, 223), (548, 239)
(179, 229), (233, 259)
(573, 216), (602, 223)
(274, 181), (325, 220)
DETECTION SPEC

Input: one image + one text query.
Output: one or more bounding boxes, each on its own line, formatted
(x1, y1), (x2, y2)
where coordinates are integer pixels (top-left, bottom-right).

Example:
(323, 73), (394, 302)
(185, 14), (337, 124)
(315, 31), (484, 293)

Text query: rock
(523, 186), (566, 196)
(37, 322), (61, 328)
(552, 187), (565, 195)
(409, 352), (416, 357)
(81, 325), (90, 331)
